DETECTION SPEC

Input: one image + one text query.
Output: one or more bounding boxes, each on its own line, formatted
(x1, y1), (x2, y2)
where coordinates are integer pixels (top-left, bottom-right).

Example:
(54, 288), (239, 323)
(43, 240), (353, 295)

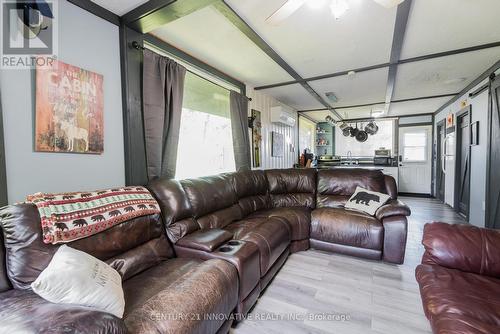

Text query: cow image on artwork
(35, 59), (104, 154)
(350, 192), (380, 206)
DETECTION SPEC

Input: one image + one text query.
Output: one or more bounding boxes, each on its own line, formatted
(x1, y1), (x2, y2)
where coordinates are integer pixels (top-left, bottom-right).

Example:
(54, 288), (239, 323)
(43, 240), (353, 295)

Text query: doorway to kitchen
(454, 106), (471, 220)
(436, 120), (446, 202)
(398, 125), (432, 195)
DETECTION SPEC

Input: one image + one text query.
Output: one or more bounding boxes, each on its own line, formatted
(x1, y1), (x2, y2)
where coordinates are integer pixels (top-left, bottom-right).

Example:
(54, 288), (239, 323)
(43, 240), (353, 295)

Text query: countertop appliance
(374, 149), (391, 157)
(374, 149), (392, 166)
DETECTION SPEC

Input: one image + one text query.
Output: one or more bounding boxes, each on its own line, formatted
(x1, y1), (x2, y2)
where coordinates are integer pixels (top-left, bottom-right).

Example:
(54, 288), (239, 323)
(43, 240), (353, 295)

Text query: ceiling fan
(266, 0), (404, 25)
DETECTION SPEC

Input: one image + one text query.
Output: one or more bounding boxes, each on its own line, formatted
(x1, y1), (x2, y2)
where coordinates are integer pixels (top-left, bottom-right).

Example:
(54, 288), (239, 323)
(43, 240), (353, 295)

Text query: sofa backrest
(148, 178), (199, 243)
(0, 203), (173, 290)
(0, 231), (10, 292)
(180, 174), (243, 230)
(265, 169), (316, 209)
(422, 222), (500, 278)
(227, 170), (270, 217)
(316, 169), (389, 208)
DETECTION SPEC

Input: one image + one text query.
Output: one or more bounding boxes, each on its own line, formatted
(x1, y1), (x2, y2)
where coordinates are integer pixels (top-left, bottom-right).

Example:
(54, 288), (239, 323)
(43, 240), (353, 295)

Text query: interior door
(436, 121), (446, 201)
(398, 125), (432, 194)
(455, 109), (471, 218)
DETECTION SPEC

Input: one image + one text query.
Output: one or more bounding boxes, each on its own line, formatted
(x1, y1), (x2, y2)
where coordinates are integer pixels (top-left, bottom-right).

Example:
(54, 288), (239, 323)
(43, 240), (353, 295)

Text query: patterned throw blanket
(27, 186), (161, 244)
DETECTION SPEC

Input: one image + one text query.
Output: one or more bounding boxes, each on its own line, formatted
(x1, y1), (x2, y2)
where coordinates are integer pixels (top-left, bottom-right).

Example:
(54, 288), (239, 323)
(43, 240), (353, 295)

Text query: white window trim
(402, 130), (429, 163)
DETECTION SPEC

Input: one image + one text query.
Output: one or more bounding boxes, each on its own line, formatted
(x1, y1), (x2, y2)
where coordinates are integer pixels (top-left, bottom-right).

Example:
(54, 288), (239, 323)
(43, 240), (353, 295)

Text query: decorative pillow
(345, 186), (390, 216)
(31, 245), (125, 318)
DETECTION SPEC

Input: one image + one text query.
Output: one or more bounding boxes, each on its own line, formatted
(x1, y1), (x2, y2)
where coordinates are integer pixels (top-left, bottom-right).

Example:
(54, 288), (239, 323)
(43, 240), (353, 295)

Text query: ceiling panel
(309, 67), (388, 107)
(337, 105), (382, 120)
(389, 97), (452, 116)
(225, 0), (396, 77)
(300, 110), (331, 123)
(265, 84), (324, 110)
(401, 0), (500, 59)
(150, 6), (294, 87)
(393, 47), (500, 100)
(90, 0), (149, 15)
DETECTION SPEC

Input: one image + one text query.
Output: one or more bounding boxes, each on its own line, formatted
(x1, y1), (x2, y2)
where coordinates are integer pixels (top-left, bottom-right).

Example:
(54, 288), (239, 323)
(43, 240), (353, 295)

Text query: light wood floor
(232, 197), (466, 334)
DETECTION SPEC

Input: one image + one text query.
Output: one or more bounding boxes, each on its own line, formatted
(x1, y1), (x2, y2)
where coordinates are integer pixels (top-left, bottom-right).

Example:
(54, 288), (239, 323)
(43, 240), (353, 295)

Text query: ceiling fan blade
(372, 0), (405, 8)
(266, 0), (307, 25)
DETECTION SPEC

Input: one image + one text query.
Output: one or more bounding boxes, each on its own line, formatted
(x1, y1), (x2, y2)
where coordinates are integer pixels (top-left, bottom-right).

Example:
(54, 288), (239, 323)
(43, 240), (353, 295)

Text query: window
(402, 131), (428, 162)
(335, 119), (395, 156)
(298, 116), (316, 155)
(175, 72), (236, 179)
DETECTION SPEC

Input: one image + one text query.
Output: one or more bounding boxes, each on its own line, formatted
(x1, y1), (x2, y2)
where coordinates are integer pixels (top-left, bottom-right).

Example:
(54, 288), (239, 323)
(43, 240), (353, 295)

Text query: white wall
(247, 87), (298, 169)
(0, 1), (125, 203)
(434, 77), (493, 227)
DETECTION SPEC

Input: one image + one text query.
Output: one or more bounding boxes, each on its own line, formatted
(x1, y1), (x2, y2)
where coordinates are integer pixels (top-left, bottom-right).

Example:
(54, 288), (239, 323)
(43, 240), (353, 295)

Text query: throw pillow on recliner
(31, 245), (125, 318)
(345, 186), (390, 216)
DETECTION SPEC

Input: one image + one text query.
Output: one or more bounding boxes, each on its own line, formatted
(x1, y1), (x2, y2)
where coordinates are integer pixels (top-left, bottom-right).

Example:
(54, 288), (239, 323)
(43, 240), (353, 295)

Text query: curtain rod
(131, 41), (252, 101)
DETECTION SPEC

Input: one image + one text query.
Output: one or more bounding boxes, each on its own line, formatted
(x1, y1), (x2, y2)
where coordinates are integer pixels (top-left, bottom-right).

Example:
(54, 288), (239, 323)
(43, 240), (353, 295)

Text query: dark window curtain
(142, 49), (186, 180)
(230, 91), (251, 171)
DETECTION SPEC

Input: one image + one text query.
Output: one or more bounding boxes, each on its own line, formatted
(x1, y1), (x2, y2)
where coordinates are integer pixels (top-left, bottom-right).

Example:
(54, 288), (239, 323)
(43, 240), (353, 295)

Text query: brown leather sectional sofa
(0, 168), (410, 333)
(148, 168), (411, 317)
(416, 222), (500, 334)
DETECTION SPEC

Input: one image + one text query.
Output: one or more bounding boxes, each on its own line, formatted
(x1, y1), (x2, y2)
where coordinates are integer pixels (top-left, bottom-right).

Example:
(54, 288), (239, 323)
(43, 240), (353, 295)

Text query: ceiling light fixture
(330, 0), (349, 20)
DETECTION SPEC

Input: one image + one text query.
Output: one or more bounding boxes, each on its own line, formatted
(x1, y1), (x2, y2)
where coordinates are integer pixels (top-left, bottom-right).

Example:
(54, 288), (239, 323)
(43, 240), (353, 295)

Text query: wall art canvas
(251, 109), (262, 167)
(272, 131), (284, 157)
(35, 59), (104, 154)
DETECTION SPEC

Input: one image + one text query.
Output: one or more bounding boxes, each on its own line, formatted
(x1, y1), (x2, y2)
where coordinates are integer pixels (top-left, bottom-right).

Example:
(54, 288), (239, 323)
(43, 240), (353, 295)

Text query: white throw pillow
(345, 186), (391, 216)
(31, 245), (125, 318)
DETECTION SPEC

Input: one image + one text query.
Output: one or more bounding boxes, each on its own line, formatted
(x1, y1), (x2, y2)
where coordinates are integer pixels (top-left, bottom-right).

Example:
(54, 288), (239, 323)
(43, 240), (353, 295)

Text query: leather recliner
(0, 203), (239, 334)
(416, 222), (500, 334)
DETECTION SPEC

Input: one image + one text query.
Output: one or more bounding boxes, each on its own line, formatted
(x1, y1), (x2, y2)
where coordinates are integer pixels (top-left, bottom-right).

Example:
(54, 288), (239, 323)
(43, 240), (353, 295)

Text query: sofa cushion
(147, 178), (199, 243)
(265, 169), (316, 209)
(224, 217), (290, 275)
(430, 313), (500, 334)
(316, 169), (387, 208)
(123, 258), (238, 334)
(248, 207), (311, 241)
(0, 289), (127, 334)
(416, 264), (500, 327)
(227, 170), (270, 216)
(0, 231), (10, 292)
(311, 208), (383, 250)
(0, 203), (172, 289)
(181, 175), (242, 229)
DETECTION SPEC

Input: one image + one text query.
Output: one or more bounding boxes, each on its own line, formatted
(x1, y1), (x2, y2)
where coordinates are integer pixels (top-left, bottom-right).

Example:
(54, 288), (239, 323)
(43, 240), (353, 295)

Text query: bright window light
(175, 72), (236, 179)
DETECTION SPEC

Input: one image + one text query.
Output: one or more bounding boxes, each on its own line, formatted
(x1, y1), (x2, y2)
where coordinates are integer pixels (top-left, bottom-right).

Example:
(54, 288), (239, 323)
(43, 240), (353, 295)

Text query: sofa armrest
(176, 229), (233, 252)
(382, 216), (408, 264)
(375, 200), (411, 221)
(422, 222), (500, 278)
(0, 289), (127, 334)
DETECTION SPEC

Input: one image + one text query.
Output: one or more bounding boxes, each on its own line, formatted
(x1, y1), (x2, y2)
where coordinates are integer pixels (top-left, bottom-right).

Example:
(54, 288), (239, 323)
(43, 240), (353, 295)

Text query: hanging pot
(342, 123), (353, 137)
(356, 124), (369, 142)
(350, 123), (359, 137)
(365, 121), (379, 135)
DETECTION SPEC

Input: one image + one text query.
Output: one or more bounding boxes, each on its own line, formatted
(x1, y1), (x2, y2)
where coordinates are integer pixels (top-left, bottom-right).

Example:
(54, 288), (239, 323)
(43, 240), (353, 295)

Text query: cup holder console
(218, 246), (233, 253)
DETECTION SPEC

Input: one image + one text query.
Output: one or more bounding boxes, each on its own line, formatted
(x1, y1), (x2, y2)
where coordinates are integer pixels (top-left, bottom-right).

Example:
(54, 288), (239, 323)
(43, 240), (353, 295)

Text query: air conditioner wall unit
(270, 105), (296, 127)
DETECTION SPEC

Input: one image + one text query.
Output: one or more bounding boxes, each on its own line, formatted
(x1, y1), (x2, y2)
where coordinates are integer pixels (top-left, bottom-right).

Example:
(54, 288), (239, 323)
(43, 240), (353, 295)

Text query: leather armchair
(416, 222), (500, 334)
